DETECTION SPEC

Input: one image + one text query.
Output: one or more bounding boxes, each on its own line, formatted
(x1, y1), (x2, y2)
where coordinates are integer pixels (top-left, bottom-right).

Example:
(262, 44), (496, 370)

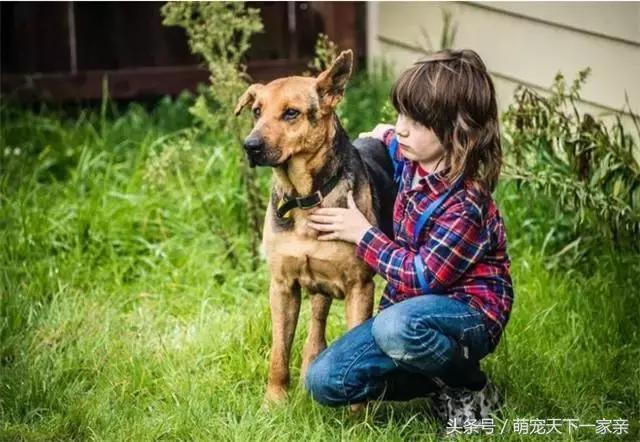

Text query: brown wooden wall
(0, 1), (366, 101)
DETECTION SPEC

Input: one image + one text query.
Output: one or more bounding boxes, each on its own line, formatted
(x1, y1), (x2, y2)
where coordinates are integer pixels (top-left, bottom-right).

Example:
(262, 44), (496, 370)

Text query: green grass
(1, 92), (639, 441)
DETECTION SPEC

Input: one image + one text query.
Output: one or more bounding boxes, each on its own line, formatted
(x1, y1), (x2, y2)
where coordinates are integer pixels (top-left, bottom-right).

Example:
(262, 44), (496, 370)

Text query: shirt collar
(409, 162), (453, 195)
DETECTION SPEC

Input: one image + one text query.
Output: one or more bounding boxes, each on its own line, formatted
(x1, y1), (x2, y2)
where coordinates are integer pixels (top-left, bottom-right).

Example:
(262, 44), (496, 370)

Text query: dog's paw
(262, 386), (288, 408)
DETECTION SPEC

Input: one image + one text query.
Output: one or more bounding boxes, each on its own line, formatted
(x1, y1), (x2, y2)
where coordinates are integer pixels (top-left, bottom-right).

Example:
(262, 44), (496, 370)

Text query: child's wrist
(356, 225), (373, 245)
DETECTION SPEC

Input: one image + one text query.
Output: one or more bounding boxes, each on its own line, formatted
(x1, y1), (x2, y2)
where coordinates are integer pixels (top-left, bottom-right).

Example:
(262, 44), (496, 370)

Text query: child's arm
(377, 126), (401, 156)
(382, 127), (396, 148)
(359, 124), (401, 159)
(356, 203), (491, 295)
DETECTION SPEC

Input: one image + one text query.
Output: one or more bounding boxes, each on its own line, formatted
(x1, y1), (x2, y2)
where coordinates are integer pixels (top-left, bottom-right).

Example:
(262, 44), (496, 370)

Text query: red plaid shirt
(356, 130), (514, 352)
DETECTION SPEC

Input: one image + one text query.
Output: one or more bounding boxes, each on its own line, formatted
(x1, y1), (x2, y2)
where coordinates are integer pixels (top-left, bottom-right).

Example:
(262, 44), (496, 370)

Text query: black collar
(276, 167), (343, 219)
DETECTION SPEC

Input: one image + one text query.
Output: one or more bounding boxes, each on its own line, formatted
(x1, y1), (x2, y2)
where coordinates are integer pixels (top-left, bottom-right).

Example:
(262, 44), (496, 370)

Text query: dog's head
(234, 50), (353, 167)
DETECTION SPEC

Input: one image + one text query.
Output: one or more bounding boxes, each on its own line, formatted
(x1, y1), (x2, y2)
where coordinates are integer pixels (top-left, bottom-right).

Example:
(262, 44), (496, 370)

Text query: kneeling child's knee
(304, 356), (343, 407)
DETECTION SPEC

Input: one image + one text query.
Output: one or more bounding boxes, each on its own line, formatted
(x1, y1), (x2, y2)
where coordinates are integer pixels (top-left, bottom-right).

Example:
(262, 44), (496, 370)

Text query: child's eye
(283, 108), (300, 121)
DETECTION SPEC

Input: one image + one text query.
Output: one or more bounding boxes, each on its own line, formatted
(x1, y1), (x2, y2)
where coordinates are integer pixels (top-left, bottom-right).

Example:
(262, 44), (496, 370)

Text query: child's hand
(358, 123), (395, 141)
(308, 191), (372, 244)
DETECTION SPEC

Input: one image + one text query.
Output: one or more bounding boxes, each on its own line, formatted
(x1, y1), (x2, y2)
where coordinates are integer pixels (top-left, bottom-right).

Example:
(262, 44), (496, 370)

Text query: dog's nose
(244, 137), (264, 154)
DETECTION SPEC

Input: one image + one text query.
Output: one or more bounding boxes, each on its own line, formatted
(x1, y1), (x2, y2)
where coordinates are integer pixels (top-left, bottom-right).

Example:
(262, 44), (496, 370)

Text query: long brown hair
(390, 49), (502, 196)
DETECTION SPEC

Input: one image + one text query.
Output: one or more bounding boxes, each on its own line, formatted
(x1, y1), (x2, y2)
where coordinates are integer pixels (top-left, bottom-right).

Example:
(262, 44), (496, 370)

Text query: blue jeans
(304, 295), (492, 406)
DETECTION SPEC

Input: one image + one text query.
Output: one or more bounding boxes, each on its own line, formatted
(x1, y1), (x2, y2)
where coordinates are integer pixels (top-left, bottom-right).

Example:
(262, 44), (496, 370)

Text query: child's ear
(234, 83), (264, 116)
(316, 50), (353, 113)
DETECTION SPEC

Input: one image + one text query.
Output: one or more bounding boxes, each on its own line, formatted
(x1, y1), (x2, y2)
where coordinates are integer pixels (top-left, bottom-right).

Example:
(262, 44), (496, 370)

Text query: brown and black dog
(234, 50), (396, 404)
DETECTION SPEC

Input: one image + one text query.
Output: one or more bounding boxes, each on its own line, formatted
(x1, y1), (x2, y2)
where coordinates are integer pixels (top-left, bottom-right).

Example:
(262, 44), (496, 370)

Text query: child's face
(395, 113), (444, 166)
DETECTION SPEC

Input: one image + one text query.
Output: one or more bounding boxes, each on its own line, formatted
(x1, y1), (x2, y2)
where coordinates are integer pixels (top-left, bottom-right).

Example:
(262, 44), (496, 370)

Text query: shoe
(427, 390), (450, 425)
(429, 377), (503, 427)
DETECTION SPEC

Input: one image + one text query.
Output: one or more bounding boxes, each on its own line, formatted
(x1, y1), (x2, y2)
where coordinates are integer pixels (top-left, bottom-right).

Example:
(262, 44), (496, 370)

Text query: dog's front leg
(265, 277), (301, 404)
(300, 293), (332, 384)
(345, 280), (374, 414)
(345, 280), (374, 330)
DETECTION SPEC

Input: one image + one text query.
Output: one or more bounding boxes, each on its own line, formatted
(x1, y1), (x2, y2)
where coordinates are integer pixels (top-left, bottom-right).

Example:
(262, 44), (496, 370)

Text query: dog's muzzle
(243, 137), (264, 167)
(243, 136), (283, 168)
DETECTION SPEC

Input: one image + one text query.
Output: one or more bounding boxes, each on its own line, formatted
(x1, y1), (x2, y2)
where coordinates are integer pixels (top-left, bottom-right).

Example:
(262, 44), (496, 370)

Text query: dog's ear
(316, 50), (353, 112)
(234, 83), (264, 116)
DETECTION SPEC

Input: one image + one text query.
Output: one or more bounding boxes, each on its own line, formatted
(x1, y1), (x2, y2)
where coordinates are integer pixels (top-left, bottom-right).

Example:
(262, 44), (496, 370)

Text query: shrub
(501, 69), (640, 253)
(161, 2), (266, 267)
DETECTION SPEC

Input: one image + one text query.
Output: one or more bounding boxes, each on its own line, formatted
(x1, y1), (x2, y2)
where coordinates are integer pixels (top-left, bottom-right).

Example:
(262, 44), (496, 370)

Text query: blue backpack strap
(412, 176), (463, 292)
(413, 253), (430, 293)
(412, 191), (451, 245)
(387, 137), (404, 185)
(412, 176), (463, 244)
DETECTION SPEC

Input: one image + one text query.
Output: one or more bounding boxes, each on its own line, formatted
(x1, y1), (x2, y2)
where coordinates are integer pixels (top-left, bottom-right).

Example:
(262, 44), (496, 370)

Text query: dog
(234, 50), (397, 404)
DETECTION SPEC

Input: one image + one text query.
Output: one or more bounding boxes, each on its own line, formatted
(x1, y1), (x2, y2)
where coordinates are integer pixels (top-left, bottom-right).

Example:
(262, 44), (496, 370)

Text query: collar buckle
(297, 190), (323, 209)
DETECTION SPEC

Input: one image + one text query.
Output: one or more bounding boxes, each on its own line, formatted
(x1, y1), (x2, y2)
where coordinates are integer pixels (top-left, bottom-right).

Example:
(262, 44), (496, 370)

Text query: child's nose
(395, 116), (410, 138)
(395, 125), (410, 139)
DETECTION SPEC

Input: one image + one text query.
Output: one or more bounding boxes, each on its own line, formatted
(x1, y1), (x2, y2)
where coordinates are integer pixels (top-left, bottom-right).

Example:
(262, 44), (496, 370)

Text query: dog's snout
(244, 137), (264, 154)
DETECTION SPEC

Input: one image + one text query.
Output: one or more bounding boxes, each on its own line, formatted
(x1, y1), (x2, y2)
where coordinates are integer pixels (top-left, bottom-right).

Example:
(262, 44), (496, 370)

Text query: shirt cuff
(356, 225), (393, 264)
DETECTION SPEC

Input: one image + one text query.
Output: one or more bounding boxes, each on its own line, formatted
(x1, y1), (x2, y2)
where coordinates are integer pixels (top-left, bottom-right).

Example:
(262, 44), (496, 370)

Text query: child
(305, 49), (514, 426)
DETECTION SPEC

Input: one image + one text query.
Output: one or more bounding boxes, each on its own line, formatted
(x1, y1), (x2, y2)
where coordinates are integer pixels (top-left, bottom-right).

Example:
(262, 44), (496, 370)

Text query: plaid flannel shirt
(356, 130), (514, 352)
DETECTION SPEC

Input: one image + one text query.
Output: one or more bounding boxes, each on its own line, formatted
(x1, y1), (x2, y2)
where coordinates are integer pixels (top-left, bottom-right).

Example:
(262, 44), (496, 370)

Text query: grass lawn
(1, 95), (638, 441)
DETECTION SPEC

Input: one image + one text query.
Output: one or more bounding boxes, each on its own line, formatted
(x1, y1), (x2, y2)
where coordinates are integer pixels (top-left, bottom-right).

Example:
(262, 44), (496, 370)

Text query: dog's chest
(263, 227), (369, 299)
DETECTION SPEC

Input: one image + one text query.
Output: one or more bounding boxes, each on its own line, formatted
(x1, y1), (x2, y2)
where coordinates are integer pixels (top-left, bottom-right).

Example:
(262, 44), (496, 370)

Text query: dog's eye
(283, 108), (300, 121)
(252, 108), (261, 119)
